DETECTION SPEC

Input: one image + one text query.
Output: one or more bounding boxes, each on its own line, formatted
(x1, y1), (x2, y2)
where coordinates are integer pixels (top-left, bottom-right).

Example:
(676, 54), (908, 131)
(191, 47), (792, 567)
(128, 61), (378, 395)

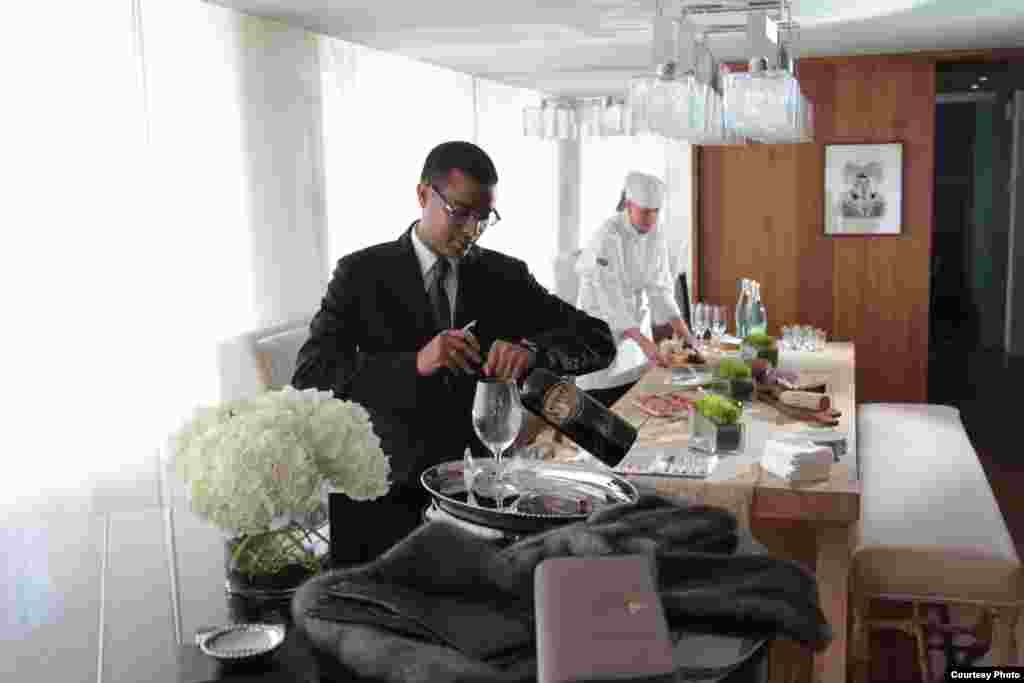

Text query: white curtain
(474, 79), (559, 289)
(2, 2), (326, 505)
(662, 138), (694, 297)
(319, 38), (475, 262)
(319, 38), (558, 288)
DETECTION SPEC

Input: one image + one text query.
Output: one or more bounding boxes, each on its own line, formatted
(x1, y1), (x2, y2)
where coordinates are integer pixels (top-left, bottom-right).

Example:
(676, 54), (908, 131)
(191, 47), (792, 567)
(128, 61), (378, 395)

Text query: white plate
(197, 623), (286, 661)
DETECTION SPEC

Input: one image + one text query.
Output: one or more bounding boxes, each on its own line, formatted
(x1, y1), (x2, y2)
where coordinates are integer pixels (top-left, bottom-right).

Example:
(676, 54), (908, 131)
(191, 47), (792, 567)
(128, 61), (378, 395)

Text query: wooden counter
(540, 342), (861, 683)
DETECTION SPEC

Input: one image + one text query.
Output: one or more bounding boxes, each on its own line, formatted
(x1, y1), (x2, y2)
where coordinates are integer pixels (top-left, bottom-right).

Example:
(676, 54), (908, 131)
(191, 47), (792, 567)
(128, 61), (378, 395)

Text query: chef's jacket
(575, 212), (682, 391)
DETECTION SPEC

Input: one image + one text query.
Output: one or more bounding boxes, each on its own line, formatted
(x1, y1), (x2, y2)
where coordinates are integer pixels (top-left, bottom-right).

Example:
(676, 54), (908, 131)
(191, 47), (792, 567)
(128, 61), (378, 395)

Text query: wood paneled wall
(699, 56), (936, 403)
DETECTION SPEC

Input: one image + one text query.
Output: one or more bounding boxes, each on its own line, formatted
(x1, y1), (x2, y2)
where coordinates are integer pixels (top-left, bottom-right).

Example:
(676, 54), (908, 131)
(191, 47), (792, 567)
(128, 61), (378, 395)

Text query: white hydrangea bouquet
(168, 386), (390, 585)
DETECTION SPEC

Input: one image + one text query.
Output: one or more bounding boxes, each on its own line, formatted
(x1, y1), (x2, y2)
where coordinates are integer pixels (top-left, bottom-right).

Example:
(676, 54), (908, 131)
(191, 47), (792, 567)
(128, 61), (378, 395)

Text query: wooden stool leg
(912, 602), (931, 682)
(848, 590), (869, 683)
(991, 607), (1020, 666)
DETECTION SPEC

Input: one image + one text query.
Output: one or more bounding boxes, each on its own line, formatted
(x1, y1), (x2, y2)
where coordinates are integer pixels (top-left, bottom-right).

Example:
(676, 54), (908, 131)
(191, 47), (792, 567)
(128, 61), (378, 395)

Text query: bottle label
(541, 381), (583, 427)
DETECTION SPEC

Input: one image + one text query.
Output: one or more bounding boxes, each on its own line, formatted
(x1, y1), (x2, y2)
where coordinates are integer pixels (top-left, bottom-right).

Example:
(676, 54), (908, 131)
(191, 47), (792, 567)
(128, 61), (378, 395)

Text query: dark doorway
(929, 61), (1018, 409)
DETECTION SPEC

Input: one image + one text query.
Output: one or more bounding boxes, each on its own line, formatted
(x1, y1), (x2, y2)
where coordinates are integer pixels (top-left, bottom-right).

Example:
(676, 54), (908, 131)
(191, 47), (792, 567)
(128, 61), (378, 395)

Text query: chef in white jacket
(575, 171), (699, 407)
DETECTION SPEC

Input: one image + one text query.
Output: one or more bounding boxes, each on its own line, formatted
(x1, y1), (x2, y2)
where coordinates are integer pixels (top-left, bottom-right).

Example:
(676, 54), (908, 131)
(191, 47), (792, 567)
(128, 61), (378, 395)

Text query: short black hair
(420, 141), (498, 188)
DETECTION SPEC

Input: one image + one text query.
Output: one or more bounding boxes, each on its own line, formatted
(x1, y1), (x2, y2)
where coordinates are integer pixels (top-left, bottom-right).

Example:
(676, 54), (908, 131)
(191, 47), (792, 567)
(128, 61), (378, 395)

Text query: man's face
(625, 200), (659, 233)
(416, 169), (496, 259)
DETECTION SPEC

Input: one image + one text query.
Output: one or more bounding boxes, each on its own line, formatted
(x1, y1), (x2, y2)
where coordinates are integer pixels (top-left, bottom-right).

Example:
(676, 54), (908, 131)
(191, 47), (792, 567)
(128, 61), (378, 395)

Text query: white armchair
(216, 317), (313, 402)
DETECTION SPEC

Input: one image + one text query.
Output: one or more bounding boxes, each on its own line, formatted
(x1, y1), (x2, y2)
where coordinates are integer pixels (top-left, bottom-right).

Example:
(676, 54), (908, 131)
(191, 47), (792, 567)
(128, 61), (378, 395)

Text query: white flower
(168, 386), (391, 536)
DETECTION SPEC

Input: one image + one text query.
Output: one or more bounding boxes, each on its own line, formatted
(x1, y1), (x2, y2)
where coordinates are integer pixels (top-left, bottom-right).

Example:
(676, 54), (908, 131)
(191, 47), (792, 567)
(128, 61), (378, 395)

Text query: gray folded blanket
(292, 495), (832, 683)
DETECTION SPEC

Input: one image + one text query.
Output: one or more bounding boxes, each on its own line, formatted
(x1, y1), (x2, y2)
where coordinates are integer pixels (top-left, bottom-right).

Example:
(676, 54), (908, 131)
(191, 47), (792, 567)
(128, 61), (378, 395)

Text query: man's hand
(416, 330), (483, 376)
(638, 338), (669, 368)
(483, 340), (535, 381)
(646, 347), (671, 368)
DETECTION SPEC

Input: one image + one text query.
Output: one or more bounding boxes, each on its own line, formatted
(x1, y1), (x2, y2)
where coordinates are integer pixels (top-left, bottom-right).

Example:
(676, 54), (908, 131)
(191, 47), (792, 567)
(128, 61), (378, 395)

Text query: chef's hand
(483, 340), (535, 381)
(416, 330), (483, 376)
(640, 340), (670, 368)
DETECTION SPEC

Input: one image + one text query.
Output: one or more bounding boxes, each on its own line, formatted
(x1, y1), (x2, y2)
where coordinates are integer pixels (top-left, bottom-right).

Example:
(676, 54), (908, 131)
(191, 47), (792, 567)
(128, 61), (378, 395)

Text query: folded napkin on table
(292, 494), (832, 683)
(761, 440), (834, 483)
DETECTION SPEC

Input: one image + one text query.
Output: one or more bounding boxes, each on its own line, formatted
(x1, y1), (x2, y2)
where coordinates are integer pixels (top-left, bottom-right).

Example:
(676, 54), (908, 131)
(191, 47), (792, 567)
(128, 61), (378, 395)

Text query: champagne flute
(471, 377), (524, 509)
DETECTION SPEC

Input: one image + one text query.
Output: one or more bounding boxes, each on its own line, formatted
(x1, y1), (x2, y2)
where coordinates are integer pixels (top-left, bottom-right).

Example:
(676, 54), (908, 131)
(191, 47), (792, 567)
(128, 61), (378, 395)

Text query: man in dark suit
(292, 141), (615, 559)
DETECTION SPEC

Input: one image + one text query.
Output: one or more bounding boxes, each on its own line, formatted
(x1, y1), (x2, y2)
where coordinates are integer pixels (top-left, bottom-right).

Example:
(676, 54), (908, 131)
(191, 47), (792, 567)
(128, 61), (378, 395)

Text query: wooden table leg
(813, 524), (853, 683)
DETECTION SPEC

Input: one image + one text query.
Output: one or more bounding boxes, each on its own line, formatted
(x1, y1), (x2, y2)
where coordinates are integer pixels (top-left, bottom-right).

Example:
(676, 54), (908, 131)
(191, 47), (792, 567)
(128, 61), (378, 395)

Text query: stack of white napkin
(760, 439), (834, 482)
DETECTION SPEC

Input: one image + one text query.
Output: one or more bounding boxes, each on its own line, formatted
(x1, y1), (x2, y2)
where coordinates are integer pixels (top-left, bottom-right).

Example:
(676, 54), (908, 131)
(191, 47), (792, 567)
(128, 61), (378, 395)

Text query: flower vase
(224, 509), (330, 601)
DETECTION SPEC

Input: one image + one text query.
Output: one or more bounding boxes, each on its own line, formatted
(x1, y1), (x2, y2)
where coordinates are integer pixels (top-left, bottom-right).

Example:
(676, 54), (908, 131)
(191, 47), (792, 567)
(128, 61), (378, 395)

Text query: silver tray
(420, 459), (639, 535)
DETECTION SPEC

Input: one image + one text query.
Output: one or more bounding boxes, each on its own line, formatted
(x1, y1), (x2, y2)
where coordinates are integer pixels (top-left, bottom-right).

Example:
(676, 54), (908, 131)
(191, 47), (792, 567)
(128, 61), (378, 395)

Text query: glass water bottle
(748, 282), (768, 335)
(735, 279), (750, 338)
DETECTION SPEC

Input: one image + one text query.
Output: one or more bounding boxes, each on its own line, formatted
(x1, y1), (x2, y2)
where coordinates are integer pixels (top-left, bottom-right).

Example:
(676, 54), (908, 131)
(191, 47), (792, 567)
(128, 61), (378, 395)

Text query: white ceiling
(206, 0), (1024, 98)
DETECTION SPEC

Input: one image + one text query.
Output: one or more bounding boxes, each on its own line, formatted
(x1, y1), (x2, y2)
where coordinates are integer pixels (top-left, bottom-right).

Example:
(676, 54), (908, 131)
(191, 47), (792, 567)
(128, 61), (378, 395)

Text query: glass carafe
(735, 279), (750, 338)
(748, 281), (768, 335)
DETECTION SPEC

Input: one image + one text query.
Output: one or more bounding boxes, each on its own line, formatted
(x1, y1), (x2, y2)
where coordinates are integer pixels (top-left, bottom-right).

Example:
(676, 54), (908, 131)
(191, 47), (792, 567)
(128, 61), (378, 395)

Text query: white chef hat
(623, 171), (665, 209)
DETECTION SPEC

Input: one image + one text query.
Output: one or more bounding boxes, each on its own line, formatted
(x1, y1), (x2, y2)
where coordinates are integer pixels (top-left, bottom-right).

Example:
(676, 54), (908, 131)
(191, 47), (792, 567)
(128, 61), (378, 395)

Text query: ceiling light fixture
(625, 3), (741, 144)
(719, 4), (813, 143)
(523, 96), (629, 140)
(521, 1), (812, 146)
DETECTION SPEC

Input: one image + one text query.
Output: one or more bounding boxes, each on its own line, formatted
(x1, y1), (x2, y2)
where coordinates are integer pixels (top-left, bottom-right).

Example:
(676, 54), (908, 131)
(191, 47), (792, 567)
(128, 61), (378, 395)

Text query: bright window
(319, 38), (557, 289)
(579, 134), (691, 277)
(319, 39), (475, 260)
(475, 79), (558, 289)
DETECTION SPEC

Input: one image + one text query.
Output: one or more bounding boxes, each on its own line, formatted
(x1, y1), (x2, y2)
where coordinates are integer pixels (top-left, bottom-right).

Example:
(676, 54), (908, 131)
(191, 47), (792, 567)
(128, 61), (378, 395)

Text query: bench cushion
(854, 403), (1020, 603)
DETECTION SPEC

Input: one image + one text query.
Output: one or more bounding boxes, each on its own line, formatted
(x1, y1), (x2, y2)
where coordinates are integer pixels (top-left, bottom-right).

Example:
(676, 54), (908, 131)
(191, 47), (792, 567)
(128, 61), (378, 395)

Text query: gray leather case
(534, 555), (676, 683)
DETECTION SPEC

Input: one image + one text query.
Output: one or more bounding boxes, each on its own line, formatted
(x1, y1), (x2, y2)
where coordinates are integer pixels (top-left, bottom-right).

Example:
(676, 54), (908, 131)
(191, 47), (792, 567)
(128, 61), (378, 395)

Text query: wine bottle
(519, 368), (638, 468)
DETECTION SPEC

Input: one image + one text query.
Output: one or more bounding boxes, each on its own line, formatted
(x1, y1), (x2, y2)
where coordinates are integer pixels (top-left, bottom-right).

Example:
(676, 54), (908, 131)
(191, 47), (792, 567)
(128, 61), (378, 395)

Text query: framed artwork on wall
(824, 143), (903, 235)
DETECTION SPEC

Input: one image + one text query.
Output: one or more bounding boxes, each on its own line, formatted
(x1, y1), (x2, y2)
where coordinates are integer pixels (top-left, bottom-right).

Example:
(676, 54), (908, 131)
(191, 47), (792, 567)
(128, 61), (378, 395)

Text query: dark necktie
(428, 258), (451, 332)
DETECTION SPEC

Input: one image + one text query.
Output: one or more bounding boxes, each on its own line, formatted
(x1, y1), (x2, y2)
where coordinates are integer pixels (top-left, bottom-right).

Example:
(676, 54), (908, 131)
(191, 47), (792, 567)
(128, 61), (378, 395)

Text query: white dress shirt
(574, 212), (681, 391)
(411, 222), (458, 328)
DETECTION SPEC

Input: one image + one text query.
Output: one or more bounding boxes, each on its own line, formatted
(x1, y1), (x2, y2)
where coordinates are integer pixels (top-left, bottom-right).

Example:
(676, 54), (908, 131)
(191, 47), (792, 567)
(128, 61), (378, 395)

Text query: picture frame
(824, 143), (903, 236)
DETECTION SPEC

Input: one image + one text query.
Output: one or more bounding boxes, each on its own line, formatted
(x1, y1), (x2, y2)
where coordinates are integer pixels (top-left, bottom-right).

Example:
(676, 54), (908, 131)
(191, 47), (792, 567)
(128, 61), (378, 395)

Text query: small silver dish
(196, 622), (286, 661)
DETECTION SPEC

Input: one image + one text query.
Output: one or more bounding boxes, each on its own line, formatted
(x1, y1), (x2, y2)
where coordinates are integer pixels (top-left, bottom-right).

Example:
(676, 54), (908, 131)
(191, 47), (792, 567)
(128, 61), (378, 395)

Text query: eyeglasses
(431, 184), (501, 234)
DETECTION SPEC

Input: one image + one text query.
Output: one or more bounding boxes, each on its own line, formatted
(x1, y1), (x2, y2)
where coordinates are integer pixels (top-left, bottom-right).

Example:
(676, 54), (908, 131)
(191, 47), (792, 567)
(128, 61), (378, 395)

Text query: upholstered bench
(852, 402), (1022, 680)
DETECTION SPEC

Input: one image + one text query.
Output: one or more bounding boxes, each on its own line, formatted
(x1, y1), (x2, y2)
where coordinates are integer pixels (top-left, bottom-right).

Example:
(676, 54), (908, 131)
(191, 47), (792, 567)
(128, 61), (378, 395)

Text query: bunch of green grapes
(743, 332), (776, 350)
(694, 393), (743, 425)
(715, 357), (752, 380)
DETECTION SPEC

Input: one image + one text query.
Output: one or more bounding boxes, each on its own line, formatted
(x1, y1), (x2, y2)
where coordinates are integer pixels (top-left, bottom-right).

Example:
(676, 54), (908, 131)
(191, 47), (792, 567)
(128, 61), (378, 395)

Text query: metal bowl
(196, 622), (286, 662)
(420, 458), (639, 535)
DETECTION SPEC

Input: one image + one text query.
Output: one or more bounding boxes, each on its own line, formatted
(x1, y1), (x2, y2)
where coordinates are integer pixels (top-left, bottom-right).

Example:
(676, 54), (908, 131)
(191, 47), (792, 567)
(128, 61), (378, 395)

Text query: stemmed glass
(692, 303), (708, 352)
(710, 305), (727, 346)
(471, 377), (524, 509)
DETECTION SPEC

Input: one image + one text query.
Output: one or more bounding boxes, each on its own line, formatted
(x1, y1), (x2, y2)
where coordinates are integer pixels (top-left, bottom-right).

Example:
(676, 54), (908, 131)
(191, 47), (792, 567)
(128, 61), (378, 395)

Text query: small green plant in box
(742, 332), (779, 368)
(690, 393), (744, 454)
(713, 358), (754, 402)
(694, 393), (742, 426)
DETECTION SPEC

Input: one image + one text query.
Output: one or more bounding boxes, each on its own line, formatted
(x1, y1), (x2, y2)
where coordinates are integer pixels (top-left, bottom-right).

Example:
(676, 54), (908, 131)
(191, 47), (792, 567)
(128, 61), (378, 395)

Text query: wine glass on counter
(471, 377), (524, 509)
(692, 303), (708, 353)
(710, 305), (727, 346)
